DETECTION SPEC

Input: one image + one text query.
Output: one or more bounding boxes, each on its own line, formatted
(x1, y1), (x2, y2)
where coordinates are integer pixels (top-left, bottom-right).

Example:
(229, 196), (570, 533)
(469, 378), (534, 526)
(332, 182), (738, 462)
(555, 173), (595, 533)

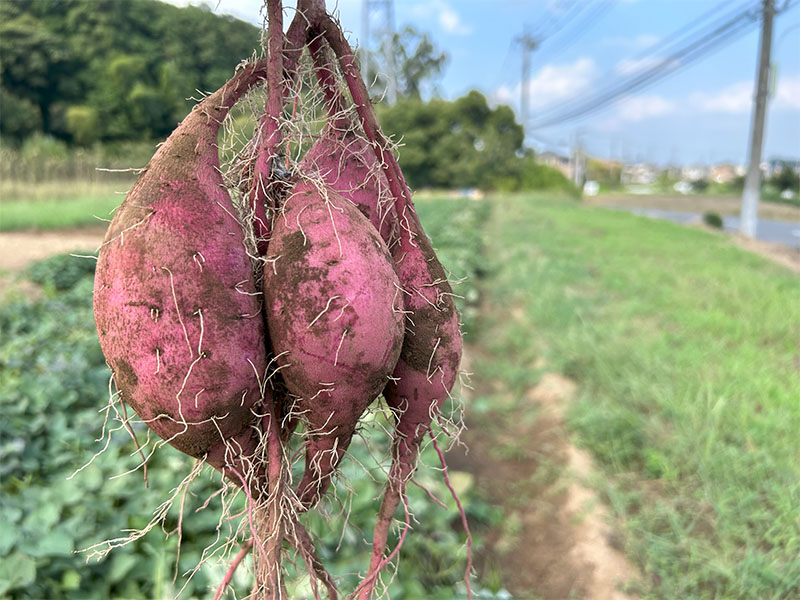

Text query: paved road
(621, 208), (800, 248)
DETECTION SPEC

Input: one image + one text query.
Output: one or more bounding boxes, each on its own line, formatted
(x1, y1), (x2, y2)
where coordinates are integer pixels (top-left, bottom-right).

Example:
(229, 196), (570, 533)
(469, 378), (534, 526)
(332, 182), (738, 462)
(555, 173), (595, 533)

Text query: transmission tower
(516, 25), (538, 136)
(361, 0), (397, 104)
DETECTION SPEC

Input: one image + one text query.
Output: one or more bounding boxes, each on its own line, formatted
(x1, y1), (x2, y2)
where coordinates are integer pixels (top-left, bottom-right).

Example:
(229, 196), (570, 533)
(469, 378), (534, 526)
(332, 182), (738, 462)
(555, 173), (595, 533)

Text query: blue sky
(166, 0), (800, 165)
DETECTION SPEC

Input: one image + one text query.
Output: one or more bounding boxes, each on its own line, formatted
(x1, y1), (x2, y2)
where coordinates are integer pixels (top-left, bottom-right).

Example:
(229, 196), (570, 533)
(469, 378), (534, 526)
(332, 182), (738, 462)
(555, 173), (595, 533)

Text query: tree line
(0, 0), (574, 193)
(0, 0), (260, 144)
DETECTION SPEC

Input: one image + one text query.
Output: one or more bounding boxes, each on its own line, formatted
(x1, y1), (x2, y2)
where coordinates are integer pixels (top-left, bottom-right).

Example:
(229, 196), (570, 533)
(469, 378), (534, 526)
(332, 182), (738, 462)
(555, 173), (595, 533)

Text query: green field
(2, 190), (797, 598)
(421, 193), (799, 598)
(0, 181), (127, 231)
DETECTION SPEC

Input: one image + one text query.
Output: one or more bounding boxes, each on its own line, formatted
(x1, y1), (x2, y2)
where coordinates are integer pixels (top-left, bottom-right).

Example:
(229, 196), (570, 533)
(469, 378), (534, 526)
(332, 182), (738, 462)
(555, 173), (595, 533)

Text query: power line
(529, 0), (580, 41)
(532, 0), (614, 63)
(536, 0), (588, 41)
(529, 2), (765, 129)
(621, 0), (753, 65)
(531, 0), (760, 124)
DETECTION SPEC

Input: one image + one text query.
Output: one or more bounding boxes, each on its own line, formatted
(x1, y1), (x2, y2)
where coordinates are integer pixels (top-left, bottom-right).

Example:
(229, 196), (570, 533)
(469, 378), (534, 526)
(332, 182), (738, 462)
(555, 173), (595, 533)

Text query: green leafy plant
(24, 252), (96, 290)
(1, 201), (486, 597)
(701, 212), (723, 229)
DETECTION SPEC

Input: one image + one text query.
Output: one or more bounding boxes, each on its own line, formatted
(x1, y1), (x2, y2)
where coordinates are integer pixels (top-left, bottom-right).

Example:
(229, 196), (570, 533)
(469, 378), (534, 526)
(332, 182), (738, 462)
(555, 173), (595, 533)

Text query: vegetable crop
(90, 1), (469, 598)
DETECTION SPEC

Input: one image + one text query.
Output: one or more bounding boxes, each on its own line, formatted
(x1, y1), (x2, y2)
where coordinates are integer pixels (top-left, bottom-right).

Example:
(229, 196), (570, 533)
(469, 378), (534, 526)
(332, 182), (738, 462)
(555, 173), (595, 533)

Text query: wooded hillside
(0, 0), (260, 144)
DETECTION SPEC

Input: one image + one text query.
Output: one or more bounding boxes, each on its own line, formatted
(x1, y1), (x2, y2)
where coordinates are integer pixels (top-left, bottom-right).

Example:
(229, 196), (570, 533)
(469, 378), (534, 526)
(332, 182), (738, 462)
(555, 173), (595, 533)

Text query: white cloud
(615, 56), (678, 76)
(438, 3), (472, 35)
(593, 93), (676, 132)
(602, 33), (660, 50)
(690, 75), (800, 114)
(408, 1), (472, 36)
(492, 85), (516, 106)
(775, 74), (800, 111)
(494, 57), (597, 112)
(691, 81), (752, 113)
(617, 94), (675, 121)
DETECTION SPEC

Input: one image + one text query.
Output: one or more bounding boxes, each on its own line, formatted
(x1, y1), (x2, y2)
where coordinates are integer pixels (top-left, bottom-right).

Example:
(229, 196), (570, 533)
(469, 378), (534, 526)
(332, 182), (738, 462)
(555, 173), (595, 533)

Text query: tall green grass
(469, 193), (799, 598)
(0, 138), (142, 231)
(1, 181), (124, 231)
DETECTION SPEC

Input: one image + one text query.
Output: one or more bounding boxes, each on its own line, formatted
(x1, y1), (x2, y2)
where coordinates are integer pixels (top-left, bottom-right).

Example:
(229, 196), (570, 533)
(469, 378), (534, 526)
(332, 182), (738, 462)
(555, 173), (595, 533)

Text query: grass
(1, 177), (796, 596)
(429, 192), (799, 598)
(0, 180), (127, 231)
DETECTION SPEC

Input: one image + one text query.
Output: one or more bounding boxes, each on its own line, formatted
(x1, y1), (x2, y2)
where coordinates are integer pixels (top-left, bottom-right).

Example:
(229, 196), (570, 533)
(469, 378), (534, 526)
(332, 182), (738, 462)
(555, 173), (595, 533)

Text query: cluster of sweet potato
(92, 1), (464, 597)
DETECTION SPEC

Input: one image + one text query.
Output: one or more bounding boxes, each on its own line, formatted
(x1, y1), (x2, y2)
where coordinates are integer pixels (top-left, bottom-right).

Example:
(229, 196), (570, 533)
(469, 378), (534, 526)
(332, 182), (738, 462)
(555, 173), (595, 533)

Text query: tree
(378, 91), (528, 190)
(390, 26), (448, 98)
(769, 163), (800, 192)
(0, 0), (260, 144)
(0, 88), (42, 141)
(368, 25), (448, 100)
(0, 10), (78, 134)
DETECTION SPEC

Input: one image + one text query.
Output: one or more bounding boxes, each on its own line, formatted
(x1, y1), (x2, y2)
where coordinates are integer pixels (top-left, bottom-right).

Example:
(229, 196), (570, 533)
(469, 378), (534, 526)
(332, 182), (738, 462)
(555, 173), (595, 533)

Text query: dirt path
(0, 226), (107, 273)
(449, 354), (639, 599)
(728, 233), (800, 273)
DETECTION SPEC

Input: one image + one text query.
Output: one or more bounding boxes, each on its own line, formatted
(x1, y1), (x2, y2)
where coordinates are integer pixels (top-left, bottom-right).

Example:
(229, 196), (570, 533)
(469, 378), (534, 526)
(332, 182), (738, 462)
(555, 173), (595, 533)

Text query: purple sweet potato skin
(385, 207), (462, 469)
(94, 64), (268, 459)
(302, 129), (398, 248)
(262, 179), (404, 505)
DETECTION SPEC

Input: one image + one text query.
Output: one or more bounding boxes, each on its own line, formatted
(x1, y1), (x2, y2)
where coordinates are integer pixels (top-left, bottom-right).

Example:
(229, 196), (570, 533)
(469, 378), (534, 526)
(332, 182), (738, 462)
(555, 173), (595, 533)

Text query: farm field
(0, 180), (128, 232)
(426, 193), (799, 599)
(1, 191), (798, 599)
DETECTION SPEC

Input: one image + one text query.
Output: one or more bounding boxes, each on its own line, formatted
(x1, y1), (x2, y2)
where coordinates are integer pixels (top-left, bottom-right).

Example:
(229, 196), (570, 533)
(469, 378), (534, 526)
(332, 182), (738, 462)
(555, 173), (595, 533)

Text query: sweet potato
(301, 130), (398, 248)
(262, 179), (404, 508)
(355, 204), (463, 598)
(302, 35), (397, 248)
(94, 61), (270, 460)
(311, 17), (465, 594)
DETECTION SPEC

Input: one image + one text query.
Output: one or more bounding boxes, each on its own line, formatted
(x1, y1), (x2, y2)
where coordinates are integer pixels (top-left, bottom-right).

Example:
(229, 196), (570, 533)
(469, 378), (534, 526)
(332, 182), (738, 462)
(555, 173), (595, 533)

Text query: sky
(165, 0), (800, 166)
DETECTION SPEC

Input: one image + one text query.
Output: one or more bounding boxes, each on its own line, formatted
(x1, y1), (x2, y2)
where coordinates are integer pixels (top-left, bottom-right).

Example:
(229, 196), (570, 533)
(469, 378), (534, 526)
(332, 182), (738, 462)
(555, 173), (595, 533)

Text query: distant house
(709, 164), (736, 183)
(621, 163), (659, 185)
(537, 151), (571, 178)
(680, 165), (709, 182)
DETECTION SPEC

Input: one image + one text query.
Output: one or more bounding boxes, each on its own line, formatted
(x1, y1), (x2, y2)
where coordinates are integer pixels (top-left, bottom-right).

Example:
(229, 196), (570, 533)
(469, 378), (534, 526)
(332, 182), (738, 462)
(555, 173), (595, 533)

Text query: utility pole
(516, 25), (538, 136)
(362, 0), (370, 90)
(572, 131), (586, 190)
(382, 0), (397, 105)
(361, 0), (397, 104)
(740, 0), (775, 238)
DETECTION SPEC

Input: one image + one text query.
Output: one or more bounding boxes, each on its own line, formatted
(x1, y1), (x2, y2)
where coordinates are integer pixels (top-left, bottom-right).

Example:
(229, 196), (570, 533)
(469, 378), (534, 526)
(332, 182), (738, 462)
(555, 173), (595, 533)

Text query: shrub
(65, 106), (100, 146)
(702, 212), (724, 229)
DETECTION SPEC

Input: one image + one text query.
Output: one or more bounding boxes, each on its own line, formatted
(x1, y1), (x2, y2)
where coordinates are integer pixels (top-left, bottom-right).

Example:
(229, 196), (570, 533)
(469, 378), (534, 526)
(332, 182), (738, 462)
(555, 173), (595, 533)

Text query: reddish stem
(314, 10), (417, 224)
(308, 33), (346, 124)
(213, 538), (254, 600)
(432, 436), (473, 600)
(249, 0), (289, 253)
(353, 489), (411, 599)
(256, 403), (286, 597)
(352, 432), (419, 600)
(264, 0), (287, 174)
(294, 521), (340, 600)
